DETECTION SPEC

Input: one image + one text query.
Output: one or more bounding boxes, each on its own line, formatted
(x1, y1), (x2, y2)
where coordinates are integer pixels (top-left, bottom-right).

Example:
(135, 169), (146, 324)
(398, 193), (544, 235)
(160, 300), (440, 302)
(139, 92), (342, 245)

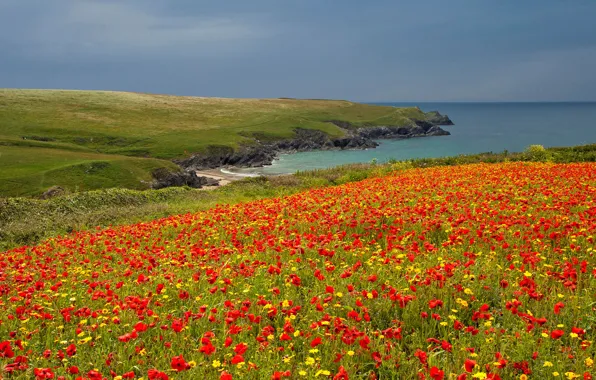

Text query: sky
(1, 0), (595, 102)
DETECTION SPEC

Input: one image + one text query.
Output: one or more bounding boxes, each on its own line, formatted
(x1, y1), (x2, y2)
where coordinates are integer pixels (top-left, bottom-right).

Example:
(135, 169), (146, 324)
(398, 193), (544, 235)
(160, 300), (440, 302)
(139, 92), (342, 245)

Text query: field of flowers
(1, 162), (594, 379)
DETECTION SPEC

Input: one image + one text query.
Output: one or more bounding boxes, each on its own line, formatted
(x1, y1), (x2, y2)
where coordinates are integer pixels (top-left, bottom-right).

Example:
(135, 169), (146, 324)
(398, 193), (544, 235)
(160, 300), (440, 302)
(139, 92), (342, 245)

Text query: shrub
(524, 144), (552, 162)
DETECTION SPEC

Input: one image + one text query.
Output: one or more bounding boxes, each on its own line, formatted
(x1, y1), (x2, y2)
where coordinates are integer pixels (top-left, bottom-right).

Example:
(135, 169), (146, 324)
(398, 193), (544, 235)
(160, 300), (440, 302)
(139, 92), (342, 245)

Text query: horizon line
(2, 87), (595, 104)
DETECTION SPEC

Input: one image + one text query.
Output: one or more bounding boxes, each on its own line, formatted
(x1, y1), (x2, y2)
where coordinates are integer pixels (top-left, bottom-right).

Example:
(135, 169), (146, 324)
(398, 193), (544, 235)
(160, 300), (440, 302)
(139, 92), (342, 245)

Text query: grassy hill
(0, 89), (427, 196)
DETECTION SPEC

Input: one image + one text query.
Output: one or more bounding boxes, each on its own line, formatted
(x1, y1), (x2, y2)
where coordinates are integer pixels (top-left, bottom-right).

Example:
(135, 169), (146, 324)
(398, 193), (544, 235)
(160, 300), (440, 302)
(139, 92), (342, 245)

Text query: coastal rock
(177, 112), (453, 171)
(177, 146), (277, 169)
(355, 121), (449, 139)
(176, 128), (379, 169)
(151, 168), (219, 189)
(425, 111), (454, 125)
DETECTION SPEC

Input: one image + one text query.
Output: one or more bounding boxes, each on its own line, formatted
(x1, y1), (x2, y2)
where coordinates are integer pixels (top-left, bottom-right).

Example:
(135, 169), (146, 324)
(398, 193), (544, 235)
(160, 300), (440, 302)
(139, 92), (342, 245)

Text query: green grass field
(0, 89), (426, 196)
(3, 143), (596, 251)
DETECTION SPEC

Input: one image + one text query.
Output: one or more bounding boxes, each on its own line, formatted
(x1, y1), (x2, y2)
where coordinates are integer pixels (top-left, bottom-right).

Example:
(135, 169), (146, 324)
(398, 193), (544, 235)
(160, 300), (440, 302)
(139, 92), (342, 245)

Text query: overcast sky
(1, 0), (595, 101)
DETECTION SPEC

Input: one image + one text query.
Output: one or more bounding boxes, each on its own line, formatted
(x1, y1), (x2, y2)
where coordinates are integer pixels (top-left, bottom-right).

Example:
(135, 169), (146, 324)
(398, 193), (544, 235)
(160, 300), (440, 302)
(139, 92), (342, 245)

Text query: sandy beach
(195, 168), (245, 189)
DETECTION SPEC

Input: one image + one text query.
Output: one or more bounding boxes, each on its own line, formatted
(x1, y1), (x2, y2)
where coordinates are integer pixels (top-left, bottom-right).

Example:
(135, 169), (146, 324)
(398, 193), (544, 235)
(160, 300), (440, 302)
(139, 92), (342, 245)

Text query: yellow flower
(553, 373), (560, 377)
(585, 357), (594, 367)
(212, 360), (221, 368)
(544, 361), (554, 367)
(305, 357), (315, 366)
(316, 370), (331, 377)
(565, 372), (579, 379)
(520, 375), (528, 380)
(472, 373), (487, 379)
(299, 371), (307, 376)
(456, 298), (469, 308)
(347, 351), (355, 356)
(188, 361), (196, 368)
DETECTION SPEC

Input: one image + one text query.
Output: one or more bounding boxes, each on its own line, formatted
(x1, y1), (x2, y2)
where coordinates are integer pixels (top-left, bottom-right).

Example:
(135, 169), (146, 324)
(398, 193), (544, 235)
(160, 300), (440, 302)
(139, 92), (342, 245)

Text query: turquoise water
(233, 102), (596, 175)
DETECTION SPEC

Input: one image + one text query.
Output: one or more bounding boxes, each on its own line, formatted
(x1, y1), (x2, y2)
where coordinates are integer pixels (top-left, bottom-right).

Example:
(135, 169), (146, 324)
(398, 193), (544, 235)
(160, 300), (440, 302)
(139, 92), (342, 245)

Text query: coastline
(194, 133), (439, 186)
(194, 168), (261, 189)
(177, 113), (453, 172)
(194, 169), (242, 188)
(180, 111), (455, 188)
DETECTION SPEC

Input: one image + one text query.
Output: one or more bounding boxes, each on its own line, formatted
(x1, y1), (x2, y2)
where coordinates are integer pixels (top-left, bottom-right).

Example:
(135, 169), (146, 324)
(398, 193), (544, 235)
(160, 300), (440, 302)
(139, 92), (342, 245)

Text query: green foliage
(3, 142), (596, 250)
(0, 89), (429, 196)
(523, 144), (553, 162)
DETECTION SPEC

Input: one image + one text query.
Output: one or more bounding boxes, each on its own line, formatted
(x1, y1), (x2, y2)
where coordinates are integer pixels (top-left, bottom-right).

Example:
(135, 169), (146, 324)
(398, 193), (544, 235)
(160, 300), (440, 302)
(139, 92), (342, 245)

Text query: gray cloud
(3, 0), (271, 61)
(1, 0), (595, 101)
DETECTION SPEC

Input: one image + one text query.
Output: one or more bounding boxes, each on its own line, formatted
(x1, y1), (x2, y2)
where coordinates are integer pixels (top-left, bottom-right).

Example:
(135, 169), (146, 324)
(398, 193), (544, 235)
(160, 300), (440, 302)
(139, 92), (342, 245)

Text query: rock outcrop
(151, 168), (219, 189)
(41, 186), (65, 199)
(425, 111), (454, 125)
(177, 114), (453, 170)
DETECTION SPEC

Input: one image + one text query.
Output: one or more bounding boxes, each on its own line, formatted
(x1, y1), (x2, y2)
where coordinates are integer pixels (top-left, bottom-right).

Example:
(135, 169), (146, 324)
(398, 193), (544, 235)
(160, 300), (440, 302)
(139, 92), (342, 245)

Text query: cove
(231, 102), (596, 176)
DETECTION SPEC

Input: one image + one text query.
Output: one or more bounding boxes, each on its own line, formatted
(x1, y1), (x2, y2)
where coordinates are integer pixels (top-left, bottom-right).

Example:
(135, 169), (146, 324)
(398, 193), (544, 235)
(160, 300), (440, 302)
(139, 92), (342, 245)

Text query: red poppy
(464, 359), (476, 372)
(430, 366), (444, 380)
(170, 354), (190, 371)
(551, 330), (565, 339)
(311, 337), (323, 347)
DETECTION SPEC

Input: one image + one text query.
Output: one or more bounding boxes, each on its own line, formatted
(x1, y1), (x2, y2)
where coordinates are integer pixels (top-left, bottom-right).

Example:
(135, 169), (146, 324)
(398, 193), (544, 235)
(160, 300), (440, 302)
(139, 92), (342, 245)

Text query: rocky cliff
(176, 111), (453, 170)
(151, 167), (219, 189)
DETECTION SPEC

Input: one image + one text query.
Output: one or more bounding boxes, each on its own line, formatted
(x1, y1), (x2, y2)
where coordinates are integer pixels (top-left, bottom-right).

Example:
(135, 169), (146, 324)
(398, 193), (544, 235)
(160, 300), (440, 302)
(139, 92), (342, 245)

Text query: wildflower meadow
(1, 162), (594, 379)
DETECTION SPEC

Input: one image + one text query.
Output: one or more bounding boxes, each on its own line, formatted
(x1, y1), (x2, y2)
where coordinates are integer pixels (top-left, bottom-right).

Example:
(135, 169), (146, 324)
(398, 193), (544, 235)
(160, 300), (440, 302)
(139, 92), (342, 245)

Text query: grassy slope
(3, 143), (596, 251)
(0, 146), (179, 196)
(0, 89), (425, 196)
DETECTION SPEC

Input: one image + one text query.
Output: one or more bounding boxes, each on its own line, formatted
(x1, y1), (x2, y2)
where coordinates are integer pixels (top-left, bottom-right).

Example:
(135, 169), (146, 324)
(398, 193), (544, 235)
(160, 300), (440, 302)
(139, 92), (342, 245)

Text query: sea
(229, 102), (596, 176)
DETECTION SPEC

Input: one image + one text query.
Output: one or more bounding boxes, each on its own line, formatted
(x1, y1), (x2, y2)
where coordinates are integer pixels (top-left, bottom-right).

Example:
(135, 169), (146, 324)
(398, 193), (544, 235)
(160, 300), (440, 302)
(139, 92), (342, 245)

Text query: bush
(524, 144), (552, 162)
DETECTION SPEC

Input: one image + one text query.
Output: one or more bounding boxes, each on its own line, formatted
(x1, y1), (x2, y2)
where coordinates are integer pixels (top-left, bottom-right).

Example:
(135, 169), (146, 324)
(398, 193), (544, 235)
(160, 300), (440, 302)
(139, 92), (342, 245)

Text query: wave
(220, 168), (262, 178)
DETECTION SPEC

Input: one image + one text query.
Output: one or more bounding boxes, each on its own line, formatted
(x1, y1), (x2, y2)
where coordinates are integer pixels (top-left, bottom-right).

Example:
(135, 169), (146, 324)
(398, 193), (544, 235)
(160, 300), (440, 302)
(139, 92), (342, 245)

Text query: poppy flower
(311, 337), (323, 347)
(171, 355), (190, 371)
(33, 368), (55, 379)
(551, 330), (565, 339)
(464, 359), (476, 372)
(430, 366), (445, 380)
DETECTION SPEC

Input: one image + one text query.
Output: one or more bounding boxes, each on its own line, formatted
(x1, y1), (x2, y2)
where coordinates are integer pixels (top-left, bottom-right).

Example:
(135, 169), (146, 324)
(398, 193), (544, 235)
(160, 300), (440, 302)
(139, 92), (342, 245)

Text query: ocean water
(232, 102), (596, 176)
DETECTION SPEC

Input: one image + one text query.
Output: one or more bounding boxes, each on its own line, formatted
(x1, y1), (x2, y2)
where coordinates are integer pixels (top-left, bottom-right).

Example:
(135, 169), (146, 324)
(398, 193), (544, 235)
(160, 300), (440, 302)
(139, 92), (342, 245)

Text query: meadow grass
(0, 89), (426, 195)
(2, 143), (596, 251)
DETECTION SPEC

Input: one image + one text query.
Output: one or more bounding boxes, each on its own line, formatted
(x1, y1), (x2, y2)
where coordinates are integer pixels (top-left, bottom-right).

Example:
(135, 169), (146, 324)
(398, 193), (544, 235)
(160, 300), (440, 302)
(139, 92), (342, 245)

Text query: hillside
(1, 162), (594, 379)
(0, 89), (445, 197)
